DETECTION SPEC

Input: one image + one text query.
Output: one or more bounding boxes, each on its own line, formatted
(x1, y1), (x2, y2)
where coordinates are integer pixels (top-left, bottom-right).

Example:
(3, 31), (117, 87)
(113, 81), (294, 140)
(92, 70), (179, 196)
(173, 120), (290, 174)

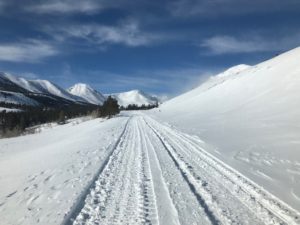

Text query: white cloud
(85, 66), (217, 97)
(170, 0), (300, 17)
(45, 21), (160, 47)
(201, 36), (267, 54)
(200, 34), (300, 54)
(27, 0), (102, 14)
(0, 40), (58, 62)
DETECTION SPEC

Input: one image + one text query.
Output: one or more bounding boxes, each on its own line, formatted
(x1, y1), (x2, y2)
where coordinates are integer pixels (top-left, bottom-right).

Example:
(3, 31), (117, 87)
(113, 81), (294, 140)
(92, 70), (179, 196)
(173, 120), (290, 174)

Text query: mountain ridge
(68, 83), (106, 105)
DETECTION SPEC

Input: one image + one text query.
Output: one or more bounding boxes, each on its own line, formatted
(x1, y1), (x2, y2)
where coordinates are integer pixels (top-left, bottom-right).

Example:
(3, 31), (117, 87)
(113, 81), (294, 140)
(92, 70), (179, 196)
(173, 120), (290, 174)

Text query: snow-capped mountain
(0, 72), (88, 106)
(68, 83), (106, 105)
(0, 72), (159, 108)
(109, 90), (159, 107)
(153, 47), (300, 210)
(0, 72), (29, 93)
(1, 73), (83, 102)
(0, 91), (39, 106)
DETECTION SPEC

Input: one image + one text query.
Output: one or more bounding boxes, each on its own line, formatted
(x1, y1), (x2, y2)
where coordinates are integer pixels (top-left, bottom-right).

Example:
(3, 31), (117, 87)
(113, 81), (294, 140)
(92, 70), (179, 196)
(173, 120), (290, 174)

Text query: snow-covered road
(67, 113), (300, 225)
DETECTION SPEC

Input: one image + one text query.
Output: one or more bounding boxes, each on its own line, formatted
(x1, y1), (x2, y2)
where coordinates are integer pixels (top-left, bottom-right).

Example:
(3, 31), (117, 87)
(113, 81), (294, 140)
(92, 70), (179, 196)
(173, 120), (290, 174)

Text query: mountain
(109, 90), (159, 107)
(0, 72), (87, 107)
(152, 47), (300, 210)
(0, 72), (158, 108)
(2, 73), (84, 102)
(68, 83), (106, 105)
(0, 91), (39, 106)
(0, 72), (29, 93)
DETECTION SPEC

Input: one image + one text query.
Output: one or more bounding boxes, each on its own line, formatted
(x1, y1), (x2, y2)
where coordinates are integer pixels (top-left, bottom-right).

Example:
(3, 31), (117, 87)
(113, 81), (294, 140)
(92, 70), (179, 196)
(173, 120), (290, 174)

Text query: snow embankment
(151, 47), (300, 211)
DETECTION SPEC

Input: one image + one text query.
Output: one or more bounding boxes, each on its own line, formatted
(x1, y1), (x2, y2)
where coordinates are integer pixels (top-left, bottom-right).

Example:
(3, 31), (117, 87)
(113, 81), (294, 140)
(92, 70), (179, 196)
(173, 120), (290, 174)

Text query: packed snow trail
(67, 113), (300, 225)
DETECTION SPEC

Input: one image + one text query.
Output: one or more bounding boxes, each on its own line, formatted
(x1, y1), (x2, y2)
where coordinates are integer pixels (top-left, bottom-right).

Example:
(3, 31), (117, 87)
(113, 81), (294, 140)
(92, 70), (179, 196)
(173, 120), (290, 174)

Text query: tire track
(70, 117), (160, 225)
(62, 116), (132, 225)
(140, 117), (214, 225)
(173, 130), (300, 225)
(63, 113), (300, 225)
(144, 118), (221, 225)
(138, 117), (181, 225)
(144, 115), (300, 225)
(136, 119), (159, 225)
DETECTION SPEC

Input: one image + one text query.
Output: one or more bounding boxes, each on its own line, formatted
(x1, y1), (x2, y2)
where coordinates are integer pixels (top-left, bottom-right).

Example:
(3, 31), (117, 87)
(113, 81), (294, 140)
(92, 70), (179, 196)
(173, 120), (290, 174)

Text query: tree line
(120, 103), (158, 111)
(0, 96), (119, 138)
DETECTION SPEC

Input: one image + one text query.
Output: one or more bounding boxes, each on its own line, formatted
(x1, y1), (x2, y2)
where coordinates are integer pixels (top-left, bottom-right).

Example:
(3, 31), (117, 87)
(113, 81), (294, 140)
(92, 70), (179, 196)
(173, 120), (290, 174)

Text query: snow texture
(1, 112), (299, 225)
(151, 47), (300, 211)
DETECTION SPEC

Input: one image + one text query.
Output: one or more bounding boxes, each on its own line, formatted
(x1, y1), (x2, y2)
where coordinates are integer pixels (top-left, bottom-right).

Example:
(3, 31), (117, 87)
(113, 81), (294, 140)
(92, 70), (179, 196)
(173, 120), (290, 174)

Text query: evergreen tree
(57, 110), (66, 124)
(101, 96), (120, 118)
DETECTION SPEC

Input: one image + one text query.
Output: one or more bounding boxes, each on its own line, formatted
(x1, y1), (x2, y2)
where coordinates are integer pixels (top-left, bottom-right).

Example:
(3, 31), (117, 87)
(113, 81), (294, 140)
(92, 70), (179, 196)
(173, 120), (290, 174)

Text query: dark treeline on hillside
(120, 103), (158, 111)
(0, 96), (119, 138)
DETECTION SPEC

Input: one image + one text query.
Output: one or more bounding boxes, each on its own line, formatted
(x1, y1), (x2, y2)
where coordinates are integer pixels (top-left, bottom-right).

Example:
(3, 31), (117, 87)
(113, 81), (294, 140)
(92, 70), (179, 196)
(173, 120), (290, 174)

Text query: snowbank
(150, 47), (300, 211)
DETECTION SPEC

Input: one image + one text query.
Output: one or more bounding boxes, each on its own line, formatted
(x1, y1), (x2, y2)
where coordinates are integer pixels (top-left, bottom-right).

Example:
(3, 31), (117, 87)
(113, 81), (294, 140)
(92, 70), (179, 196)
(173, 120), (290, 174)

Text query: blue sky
(0, 0), (300, 97)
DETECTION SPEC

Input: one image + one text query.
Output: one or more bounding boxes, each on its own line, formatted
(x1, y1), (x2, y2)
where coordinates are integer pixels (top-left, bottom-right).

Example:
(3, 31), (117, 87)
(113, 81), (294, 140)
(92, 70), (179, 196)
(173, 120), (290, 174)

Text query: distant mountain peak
(70, 83), (92, 90)
(108, 89), (159, 107)
(68, 83), (105, 105)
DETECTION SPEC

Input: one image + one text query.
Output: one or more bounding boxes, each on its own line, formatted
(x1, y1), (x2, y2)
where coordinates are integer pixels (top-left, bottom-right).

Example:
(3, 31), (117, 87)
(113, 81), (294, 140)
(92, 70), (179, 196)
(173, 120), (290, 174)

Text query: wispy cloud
(0, 40), (58, 62)
(44, 20), (161, 47)
(200, 34), (300, 54)
(74, 66), (217, 97)
(27, 0), (102, 14)
(170, 0), (300, 17)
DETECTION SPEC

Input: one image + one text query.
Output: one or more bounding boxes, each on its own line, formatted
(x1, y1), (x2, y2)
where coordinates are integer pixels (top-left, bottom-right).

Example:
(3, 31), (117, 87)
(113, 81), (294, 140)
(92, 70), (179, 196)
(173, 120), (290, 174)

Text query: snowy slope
(0, 91), (39, 106)
(109, 90), (159, 107)
(28, 80), (85, 102)
(0, 116), (128, 225)
(151, 47), (300, 211)
(0, 72), (86, 103)
(68, 83), (106, 105)
(0, 72), (29, 93)
(1, 73), (40, 93)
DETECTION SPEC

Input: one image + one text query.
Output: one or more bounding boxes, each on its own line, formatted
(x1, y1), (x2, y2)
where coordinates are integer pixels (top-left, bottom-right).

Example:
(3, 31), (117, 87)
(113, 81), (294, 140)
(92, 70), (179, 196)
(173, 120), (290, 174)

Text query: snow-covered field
(1, 112), (299, 225)
(0, 116), (128, 225)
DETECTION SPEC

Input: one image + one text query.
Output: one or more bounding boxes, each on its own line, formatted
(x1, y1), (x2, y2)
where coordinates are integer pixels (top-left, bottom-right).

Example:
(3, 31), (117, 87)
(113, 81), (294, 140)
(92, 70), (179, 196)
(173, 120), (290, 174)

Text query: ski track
(67, 113), (300, 225)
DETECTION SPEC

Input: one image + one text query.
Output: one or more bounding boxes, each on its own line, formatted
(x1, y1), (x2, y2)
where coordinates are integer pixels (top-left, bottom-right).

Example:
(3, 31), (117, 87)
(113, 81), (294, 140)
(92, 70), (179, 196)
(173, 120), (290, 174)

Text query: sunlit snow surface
(0, 117), (128, 225)
(0, 112), (300, 225)
(150, 47), (300, 211)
